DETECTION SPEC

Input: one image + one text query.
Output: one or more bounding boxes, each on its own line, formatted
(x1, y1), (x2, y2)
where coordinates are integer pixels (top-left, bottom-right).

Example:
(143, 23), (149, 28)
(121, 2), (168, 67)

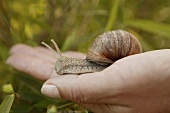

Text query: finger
(6, 53), (57, 80)
(8, 44), (86, 80)
(41, 68), (124, 104)
(10, 44), (56, 63)
(10, 44), (35, 55)
(35, 46), (55, 57)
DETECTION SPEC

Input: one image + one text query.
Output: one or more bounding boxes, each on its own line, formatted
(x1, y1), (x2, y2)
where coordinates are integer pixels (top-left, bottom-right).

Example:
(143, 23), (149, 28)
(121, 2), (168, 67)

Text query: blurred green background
(0, 0), (170, 112)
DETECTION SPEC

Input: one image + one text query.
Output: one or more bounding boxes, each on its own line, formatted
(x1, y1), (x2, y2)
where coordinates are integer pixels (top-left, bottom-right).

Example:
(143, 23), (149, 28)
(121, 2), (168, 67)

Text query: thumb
(41, 66), (124, 104)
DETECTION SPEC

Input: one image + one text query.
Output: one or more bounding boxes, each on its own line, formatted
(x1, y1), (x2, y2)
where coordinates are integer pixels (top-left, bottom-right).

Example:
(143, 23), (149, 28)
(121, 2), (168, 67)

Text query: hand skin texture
(7, 44), (170, 113)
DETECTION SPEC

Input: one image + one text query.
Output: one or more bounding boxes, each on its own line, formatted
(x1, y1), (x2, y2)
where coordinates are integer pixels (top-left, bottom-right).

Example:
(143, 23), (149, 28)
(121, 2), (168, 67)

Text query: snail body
(55, 57), (108, 74)
(42, 30), (142, 75)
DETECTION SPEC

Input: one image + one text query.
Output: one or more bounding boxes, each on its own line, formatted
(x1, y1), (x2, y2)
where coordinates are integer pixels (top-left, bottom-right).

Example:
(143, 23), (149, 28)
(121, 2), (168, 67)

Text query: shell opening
(41, 39), (63, 61)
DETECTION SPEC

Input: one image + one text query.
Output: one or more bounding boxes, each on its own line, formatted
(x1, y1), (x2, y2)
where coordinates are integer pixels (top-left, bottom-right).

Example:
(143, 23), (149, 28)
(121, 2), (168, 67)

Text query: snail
(42, 29), (142, 75)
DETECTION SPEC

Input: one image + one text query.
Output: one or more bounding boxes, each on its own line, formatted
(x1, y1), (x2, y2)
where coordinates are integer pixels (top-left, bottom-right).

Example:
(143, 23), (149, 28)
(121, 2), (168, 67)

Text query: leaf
(126, 19), (170, 38)
(0, 94), (15, 113)
(47, 105), (57, 113)
(105, 0), (119, 31)
(33, 101), (51, 108)
(2, 84), (14, 93)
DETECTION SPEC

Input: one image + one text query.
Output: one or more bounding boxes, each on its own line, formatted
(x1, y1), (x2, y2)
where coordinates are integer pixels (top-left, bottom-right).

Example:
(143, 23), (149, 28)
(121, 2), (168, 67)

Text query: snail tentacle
(41, 40), (63, 61)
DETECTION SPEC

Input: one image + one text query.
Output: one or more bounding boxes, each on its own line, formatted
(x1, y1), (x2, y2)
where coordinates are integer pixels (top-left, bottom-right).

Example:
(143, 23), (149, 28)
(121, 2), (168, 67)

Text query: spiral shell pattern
(86, 30), (142, 64)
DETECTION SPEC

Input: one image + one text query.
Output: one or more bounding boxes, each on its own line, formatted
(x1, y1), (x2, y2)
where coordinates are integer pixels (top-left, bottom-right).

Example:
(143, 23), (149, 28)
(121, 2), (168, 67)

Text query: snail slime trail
(42, 30), (142, 75)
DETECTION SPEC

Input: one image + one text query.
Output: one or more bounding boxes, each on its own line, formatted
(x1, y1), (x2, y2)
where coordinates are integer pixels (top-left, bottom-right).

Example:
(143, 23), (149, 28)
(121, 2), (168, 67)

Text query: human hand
(7, 44), (170, 113)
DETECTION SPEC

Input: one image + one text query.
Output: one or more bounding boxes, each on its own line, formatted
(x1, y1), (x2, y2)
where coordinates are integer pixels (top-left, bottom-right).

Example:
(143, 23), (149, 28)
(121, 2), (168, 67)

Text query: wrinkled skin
(7, 44), (170, 113)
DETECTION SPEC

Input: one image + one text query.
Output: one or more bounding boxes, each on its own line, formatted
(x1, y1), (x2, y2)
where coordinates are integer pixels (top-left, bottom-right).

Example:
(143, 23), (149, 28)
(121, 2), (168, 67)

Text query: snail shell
(42, 29), (142, 75)
(86, 30), (142, 65)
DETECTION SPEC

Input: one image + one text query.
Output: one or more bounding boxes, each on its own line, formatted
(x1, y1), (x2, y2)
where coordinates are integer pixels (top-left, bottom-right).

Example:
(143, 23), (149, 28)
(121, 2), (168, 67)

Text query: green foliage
(0, 0), (170, 112)
(126, 19), (170, 38)
(105, 0), (119, 31)
(0, 94), (15, 113)
(2, 84), (14, 93)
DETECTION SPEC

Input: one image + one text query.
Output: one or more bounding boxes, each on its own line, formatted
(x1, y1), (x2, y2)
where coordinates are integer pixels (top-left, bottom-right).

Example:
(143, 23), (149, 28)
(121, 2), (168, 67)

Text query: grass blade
(105, 0), (119, 31)
(126, 19), (170, 38)
(61, 30), (77, 51)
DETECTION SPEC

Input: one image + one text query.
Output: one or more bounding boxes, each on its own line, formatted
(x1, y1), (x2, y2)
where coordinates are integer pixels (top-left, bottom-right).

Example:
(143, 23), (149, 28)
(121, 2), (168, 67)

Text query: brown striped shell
(86, 30), (142, 65)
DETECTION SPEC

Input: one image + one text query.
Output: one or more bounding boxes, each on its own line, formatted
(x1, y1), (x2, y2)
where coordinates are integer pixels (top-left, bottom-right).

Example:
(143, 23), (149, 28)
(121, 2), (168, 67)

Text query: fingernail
(41, 84), (61, 98)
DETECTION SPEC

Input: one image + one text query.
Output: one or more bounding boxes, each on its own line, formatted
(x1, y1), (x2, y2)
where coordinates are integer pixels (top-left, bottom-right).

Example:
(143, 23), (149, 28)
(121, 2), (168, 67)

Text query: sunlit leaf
(47, 105), (57, 113)
(2, 84), (14, 93)
(0, 94), (15, 113)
